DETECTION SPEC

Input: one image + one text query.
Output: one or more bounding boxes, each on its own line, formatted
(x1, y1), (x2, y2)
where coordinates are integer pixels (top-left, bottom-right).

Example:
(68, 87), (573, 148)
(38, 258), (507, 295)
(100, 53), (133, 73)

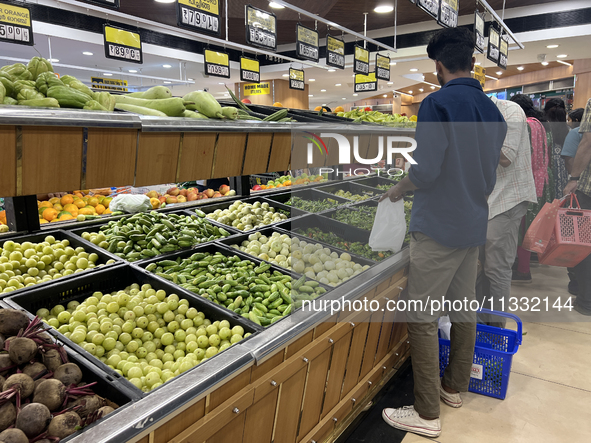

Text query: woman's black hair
(509, 94), (546, 121)
(568, 108), (585, 125)
(544, 98), (569, 146)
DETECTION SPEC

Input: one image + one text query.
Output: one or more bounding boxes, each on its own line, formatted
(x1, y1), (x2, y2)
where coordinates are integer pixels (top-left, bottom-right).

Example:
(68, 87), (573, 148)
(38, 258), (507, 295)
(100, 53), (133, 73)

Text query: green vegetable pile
(297, 228), (392, 261)
(376, 183), (395, 191)
(145, 252), (326, 326)
(285, 196), (343, 212)
(336, 109), (417, 127)
(331, 190), (376, 202)
(80, 212), (231, 262)
(331, 207), (377, 231)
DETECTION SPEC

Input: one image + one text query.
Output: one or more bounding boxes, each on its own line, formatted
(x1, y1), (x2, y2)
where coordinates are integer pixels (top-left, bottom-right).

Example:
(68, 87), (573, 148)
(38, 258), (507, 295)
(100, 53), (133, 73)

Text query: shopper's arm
(564, 132), (591, 194)
(563, 156), (574, 175)
(379, 176), (418, 202)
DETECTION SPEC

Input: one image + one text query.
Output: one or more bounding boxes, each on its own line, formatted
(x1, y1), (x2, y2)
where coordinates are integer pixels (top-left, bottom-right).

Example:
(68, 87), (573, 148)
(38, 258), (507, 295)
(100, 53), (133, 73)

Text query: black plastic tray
(5, 265), (260, 398)
(353, 176), (398, 191)
(315, 182), (382, 201)
(0, 229), (123, 299)
(322, 201), (379, 231)
(265, 189), (350, 213)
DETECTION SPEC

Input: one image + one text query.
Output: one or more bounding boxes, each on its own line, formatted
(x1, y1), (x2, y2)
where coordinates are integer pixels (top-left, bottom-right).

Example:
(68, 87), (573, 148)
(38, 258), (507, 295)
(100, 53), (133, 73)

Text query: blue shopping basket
(438, 309), (522, 400)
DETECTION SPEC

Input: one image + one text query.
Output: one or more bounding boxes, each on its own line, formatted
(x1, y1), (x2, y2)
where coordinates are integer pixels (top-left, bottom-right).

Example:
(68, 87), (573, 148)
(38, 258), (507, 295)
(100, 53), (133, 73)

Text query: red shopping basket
(539, 194), (591, 267)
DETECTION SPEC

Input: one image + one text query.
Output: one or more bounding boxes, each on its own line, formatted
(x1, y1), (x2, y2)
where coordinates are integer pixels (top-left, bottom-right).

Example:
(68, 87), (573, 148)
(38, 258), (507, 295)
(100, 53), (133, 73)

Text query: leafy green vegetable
(285, 196), (343, 212)
(331, 189), (376, 202)
(331, 207), (377, 230)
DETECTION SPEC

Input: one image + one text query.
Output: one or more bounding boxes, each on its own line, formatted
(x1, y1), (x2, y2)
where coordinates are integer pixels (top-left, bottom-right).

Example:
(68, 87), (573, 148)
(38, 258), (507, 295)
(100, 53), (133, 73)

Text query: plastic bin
(439, 309), (522, 400)
(315, 182), (382, 201)
(0, 229), (123, 299)
(266, 189), (350, 214)
(353, 176), (398, 191)
(5, 264), (260, 398)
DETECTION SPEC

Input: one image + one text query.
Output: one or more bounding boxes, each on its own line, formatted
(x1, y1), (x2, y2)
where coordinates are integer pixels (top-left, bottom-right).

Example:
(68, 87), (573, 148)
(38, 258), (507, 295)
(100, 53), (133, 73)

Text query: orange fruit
(95, 204), (106, 215)
(74, 192), (84, 198)
(38, 201), (52, 209)
(53, 204), (63, 211)
(103, 208), (112, 215)
(88, 197), (99, 207)
(60, 194), (74, 206)
(334, 106), (344, 113)
(63, 204), (79, 216)
(79, 207), (95, 216)
(41, 208), (58, 222)
(39, 219), (49, 224)
(267, 185), (275, 189)
(74, 200), (86, 209)
(284, 180), (292, 186)
(273, 102), (283, 107)
(49, 197), (60, 205)
(102, 197), (113, 209)
(58, 214), (75, 221)
(58, 211), (72, 218)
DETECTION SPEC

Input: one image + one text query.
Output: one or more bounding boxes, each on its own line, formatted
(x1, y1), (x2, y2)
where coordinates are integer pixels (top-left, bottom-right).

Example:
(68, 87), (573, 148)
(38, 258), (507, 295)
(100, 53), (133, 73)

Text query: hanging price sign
(438, 0), (458, 28)
(354, 72), (377, 93)
(326, 34), (345, 69)
(0, 2), (34, 46)
(78, 0), (119, 8)
(289, 67), (305, 90)
(354, 45), (369, 75)
(416, 0), (440, 20)
(473, 65), (486, 88)
(474, 11), (486, 53)
(240, 56), (260, 83)
(103, 25), (142, 64)
(245, 5), (277, 51)
(296, 24), (319, 62)
(376, 54), (390, 81)
(204, 49), (230, 78)
(487, 26), (500, 64)
(498, 35), (508, 70)
(177, 0), (220, 36)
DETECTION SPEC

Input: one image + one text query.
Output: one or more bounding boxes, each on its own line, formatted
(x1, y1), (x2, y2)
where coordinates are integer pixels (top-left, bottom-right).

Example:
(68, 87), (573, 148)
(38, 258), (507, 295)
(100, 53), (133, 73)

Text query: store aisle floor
(402, 264), (591, 443)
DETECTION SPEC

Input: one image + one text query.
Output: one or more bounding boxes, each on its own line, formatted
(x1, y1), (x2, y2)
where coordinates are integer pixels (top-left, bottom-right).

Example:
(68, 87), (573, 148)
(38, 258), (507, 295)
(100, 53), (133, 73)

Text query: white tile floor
(402, 264), (591, 443)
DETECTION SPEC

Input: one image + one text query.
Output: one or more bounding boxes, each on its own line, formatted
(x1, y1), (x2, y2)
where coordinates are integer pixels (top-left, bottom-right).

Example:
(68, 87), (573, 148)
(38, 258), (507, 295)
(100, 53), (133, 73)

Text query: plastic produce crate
(5, 265), (260, 398)
(315, 182), (382, 201)
(266, 188), (350, 214)
(439, 309), (522, 400)
(322, 201), (379, 231)
(353, 176), (399, 191)
(0, 229), (123, 299)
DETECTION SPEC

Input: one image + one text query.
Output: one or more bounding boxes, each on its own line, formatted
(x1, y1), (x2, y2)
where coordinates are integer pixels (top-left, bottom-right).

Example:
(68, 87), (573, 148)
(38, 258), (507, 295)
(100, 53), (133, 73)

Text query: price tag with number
(0, 2), (34, 46)
(103, 25), (142, 64)
(204, 49), (230, 78)
(487, 26), (500, 64)
(498, 36), (508, 70)
(245, 5), (277, 51)
(416, 0), (440, 20)
(296, 24), (319, 63)
(326, 34), (345, 70)
(289, 68), (305, 90)
(240, 57), (260, 83)
(474, 11), (486, 53)
(355, 72), (377, 93)
(438, 0), (458, 28)
(177, 0), (220, 37)
(354, 46), (370, 75)
(376, 54), (390, 81)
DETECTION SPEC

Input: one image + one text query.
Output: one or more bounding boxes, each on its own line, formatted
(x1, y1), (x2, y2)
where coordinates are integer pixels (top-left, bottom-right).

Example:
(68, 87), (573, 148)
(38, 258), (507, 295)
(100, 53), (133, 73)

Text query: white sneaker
(440, 384), (463, 408)
(382, 405), (441, 438)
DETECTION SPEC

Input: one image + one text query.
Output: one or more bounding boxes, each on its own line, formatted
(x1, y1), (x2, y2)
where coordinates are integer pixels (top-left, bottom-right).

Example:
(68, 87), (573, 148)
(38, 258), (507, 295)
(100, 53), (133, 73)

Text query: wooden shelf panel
(177, 133), (217, 182)
(85, 128), (137, 189)
(135, 132), (181, 187)
(0, 126), (16, 197)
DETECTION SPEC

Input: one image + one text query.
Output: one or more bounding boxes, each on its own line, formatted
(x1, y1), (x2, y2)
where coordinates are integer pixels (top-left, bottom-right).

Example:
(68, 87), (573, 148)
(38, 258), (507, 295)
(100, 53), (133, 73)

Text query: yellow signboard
(354, 45), (369, 74)
(241, 57), (259, 72)
(91, 76), (128, 92)
(0, 1), (33, 45)
(247, 6), (276, 33)
(473, 65), (486, 88)
(354, 72), (377, 92)
(240, 57), (260, 83)
(326, 34), (345, 69)
(103, 25), (142, 63)
(0, 2), (30, 27)
(104, 26), (141, 48)
(355, 46), (369, 63)
(243, 82), (270, 96)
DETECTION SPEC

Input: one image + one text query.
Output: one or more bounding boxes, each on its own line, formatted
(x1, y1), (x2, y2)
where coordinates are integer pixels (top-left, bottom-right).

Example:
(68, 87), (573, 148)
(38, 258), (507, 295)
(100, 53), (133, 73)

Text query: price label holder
(177, 0), (220, 36)
(416, 0), (440, 20)
(354, 72), (377, 93)
(103, 25), (142, 64)
(438, 0), (458, 28)
(487, 26), (500, 64)
(204, 49), (230, 78)
(289, 67), (305, 90)
(245, 5), (277, 51)
(498, 35), (508, 70)
(0, 1), (34, 46)
(326, 34), (345, 69)
(78, 0), (119, 8)
(474, 11), (486, 53)
(91, 76), (128, 91)
(296, 23), (319, 62)
(240, 56), (260, 83)
(473, 65), (486, 88)
(354, 45), (370, 75)
(376, 54), (390, 81)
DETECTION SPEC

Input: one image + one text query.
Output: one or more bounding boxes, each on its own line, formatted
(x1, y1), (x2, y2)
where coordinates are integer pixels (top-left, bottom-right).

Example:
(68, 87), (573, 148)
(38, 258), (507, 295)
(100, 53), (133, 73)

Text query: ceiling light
(282, 73), (289, 77)
(335, 83), (341, 86)
(382, 94), (388, 97)
(485, 74), (499, 81)
(342, 97), (347, 100)
(102, 73), (113, 76)
(517, 66), (524, 71)
(155, 0), (176, 3)
(408, 90), (412, 94)
(129, 69), (137, 73)
(48, 58), (59, 63)
(353, 93), (358, 96)
(320, 89), (326, 92)
(546, 44), (559, 48)
(557, 60), (572, 66)
(418, 88), (423, 92)
(557, 54), (568, 58)
(374, 5), (394, 13)
(163, 81), (172, 84)
(188, 78), (194, 81)
(218, 82), (225, 84)
(475, 62), (481, 66)
(163, 64), (172, 68)
(410, 68), (418, 72)
(269, 2), (285, 8)
(541, 61), (549, 66)
(430, 86), (435, 89)
(328, 69), (336, 72)
(309, 78), (315, 82)
(82, 51), (93, 56)
(308, 94), (313, 97)
(387, 82), (393, 85)
(390, 61), (396, 66)
(496, 71), (503, 75)
(432, 72), (437, 75)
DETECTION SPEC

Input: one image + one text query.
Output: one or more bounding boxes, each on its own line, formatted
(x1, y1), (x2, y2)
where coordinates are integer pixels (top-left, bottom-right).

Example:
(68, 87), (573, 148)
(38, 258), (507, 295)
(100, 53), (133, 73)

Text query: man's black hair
(427, 28), (475, 73)
(569, 108), (585, 123)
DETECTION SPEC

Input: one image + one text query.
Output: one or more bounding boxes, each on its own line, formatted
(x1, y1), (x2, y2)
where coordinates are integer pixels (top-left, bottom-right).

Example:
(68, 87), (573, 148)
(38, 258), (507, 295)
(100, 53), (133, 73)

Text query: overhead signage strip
(240, 56), (260, 83)
(438, 0), (458, 28)
(245, 5), (277, 51)
(326, 34), (345, 69)
(354, 45), (369, 75)
(354, 72), (377, 93)
(103, 25), (142, 64)
(0, 2), (34, 46)
(289, 67), (305, 90)
(376, 54), (390, 81)
(474, 11), (486, 53)
(177, 0), (220, 36)
(204, 49), (230, 78)
(296, 23), (319, 62)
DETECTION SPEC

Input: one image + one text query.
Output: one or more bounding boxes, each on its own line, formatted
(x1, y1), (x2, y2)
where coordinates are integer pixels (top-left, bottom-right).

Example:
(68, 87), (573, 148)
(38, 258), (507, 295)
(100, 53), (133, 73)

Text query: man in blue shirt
(380, 28), (506, 438)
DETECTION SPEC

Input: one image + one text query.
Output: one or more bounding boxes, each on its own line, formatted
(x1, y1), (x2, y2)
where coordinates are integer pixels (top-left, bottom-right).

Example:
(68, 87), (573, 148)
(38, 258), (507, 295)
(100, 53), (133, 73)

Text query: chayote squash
(47, 85), (92, 108)
(3, 96), (18, 105)
(0, 63), (27, 77)
(18, 98), (60, 108)
(61, 75), (95, 98)
(17, 88), (44, 101)
(36, 72), (64, 95)
(27, 57), (54, 80)
(83, 100), (108, 111)
(93, 91), (116, 111)
(0, 82), (4, 103)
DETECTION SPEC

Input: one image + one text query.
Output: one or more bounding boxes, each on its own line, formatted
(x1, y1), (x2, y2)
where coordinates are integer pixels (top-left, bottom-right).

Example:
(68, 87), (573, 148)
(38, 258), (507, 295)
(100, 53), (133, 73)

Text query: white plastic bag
(438, 315), (452, 341)
(109, 194), (152, 214)
(369, 199), (406, 253)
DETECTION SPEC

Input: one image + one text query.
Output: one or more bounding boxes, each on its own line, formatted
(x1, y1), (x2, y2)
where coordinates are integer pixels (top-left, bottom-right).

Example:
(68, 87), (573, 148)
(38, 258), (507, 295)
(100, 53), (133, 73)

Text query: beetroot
(22, 361), (47, 379)
(15, 403), (51, 438)
(2, 373), (35, 399)
(69, 394), (105, 418)
(33, 379), (66, 411)
(54, 363), (82, 386)
(0, 333), (5, 349)
(47, 411), (81, 439)
(0, 428), (28, 443)
(98, 405), (115, 417)
(8, 337), (37, 365)
(0, 355), (14, 376)
(0, 310), (28, 337)
(0, 402), (16, 432)
(42, 349), (63, 372)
